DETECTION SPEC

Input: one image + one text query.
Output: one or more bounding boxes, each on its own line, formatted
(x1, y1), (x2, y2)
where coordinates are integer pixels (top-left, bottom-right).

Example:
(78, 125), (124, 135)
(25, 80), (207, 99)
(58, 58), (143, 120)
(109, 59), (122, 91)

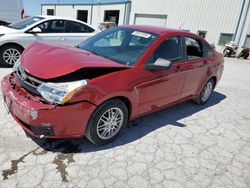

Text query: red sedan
(1, 25), (224, 145)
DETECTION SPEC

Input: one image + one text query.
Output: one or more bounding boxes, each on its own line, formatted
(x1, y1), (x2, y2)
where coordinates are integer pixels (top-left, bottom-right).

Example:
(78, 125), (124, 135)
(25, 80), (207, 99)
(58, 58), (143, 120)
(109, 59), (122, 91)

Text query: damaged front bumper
(1, 74), (96, 138)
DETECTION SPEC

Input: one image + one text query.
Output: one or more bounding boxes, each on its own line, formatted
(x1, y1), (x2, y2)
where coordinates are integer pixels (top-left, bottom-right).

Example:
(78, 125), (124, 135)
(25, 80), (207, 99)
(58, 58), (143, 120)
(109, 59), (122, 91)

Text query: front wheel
(85, 99), (128, 145)
(193, 79), (214, 105)
(0, 45), (23, 67)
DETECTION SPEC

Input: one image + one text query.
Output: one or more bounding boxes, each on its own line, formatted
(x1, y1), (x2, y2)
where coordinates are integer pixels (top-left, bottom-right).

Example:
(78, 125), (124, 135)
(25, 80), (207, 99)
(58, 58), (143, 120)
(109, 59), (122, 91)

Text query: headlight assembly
(13, 58), (20, 72)
(37, 80), (88, 105)
(0, 34), (4, 37)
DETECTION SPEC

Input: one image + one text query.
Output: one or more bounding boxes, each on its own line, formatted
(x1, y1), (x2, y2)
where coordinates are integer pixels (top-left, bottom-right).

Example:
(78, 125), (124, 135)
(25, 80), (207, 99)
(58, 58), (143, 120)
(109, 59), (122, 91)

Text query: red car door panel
(136, 64), (185, 115)
(180, 58), (208, 98)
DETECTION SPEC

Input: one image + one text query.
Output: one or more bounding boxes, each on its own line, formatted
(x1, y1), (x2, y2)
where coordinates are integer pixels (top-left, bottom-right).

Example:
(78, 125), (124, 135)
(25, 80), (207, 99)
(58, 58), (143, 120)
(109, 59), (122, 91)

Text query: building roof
(42, 0), (131, 6)
(125, 25), (181, 35)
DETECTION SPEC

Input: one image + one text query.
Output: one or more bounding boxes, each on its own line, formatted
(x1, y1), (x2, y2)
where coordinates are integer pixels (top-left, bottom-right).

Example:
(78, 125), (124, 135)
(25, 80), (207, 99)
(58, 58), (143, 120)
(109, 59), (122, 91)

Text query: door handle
(175, 66), (185, 71)
(203, 60), (209, 65)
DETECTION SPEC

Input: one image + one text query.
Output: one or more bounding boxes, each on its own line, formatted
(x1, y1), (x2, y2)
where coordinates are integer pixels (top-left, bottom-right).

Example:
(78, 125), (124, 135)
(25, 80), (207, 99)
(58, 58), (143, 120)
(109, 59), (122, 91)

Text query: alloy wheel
(201, 81), (213, 102)
(96, 107), (124, 140)
(3, 48), (20, 65)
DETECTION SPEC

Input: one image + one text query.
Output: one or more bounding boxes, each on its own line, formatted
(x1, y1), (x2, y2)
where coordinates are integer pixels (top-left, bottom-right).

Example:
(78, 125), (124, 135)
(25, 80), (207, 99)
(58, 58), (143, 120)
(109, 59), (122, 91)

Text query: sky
(23, 0), (126, 16)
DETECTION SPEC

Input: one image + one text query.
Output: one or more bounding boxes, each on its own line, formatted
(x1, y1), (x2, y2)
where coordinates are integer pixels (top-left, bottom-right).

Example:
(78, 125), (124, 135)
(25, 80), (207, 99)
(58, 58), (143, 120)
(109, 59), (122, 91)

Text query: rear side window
(149, 36), (183, 63)
(185, 37), (203, 60)
(204, 42), (214, 57)
(65, 21), (95, 33)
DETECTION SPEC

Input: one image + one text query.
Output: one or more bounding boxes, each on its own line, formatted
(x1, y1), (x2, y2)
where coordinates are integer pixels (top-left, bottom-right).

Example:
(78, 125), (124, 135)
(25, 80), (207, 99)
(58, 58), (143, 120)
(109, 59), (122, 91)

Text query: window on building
(198, 30), (207, 38)
(104, 10), (120, 25)
(47, 9), (54, 16)
(77, 10), (88, 23)
(185, 37), (203, 60)
(218, 33), (234, 46)
(65, 21), (94, 33)
(244, 35), (250, 48)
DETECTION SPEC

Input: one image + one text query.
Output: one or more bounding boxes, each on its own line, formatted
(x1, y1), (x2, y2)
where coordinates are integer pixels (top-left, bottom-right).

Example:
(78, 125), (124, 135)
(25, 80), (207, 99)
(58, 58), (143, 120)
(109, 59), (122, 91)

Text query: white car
(0, 15), (99, 67)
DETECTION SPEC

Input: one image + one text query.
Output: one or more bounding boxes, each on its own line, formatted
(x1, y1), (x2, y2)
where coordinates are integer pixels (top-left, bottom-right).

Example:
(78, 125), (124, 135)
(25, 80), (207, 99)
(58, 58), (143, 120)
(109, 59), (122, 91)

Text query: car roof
(35, 15), (87, 22)
(32, 15), (98, 30)
(124, 25), (198, 37)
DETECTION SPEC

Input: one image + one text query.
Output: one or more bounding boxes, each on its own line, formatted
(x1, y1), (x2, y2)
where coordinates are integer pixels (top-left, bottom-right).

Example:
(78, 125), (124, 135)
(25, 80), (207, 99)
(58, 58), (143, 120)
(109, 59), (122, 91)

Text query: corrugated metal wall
(130, 0), (245, 50)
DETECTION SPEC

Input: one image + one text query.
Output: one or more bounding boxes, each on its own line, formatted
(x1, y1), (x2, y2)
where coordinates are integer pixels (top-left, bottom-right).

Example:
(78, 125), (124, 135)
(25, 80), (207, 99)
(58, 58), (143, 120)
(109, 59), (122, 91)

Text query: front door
(136, 36), (186, 115)
(30, 19), (68, 46)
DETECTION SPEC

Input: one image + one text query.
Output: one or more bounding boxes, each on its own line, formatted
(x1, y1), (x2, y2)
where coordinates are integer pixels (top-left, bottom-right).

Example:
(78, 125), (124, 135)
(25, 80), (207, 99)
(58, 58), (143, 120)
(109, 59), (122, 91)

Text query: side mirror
(144, 58), (172, 71)
(29, 27), (42, 33)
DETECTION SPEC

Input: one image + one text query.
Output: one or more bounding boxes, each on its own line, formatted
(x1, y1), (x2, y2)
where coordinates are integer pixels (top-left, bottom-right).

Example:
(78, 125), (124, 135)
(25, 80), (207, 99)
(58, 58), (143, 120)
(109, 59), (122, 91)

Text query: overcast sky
(23, 0), (127, 16)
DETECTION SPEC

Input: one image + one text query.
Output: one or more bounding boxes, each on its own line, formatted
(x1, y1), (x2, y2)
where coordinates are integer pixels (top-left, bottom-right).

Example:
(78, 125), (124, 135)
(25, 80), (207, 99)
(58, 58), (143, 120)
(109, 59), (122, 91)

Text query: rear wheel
(0, 45), (23, 67)
(194, 79), (214, 105)
(85, 99), (128, 145)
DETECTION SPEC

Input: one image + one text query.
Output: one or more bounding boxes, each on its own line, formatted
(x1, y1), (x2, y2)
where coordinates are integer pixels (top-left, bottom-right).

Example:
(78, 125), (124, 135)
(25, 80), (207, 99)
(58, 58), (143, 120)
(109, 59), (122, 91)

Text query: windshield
(79, 27), (158, 66)
(8, 16), (45, 30)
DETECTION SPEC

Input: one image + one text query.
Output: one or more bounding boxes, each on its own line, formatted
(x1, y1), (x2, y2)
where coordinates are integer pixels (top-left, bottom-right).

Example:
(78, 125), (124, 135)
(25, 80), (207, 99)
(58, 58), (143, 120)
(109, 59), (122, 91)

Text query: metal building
(42, 0), (250, 52)
(130, 0), (250, 51)
(41, 1), (131, 29)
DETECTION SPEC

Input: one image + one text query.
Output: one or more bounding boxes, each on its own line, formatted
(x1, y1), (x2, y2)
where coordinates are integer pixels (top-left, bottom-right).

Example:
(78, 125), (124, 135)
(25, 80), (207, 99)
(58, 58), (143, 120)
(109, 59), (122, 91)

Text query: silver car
(0, 15), (99, 67)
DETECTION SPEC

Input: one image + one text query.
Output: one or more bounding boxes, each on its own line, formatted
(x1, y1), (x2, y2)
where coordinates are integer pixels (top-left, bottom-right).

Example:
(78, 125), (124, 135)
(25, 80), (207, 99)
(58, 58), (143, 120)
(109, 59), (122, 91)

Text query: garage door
(134, 14), (167, 27)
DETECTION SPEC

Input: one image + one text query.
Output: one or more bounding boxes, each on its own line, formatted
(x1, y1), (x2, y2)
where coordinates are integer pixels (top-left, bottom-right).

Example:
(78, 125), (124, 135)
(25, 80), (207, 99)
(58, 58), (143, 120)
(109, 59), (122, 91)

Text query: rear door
(180, 36), (209, 98)
(64, 20), (96, 47)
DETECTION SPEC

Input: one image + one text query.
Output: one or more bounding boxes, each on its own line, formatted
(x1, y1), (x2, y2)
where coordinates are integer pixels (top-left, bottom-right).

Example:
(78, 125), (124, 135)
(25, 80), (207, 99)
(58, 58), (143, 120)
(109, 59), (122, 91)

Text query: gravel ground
(0, 58), (249, 188)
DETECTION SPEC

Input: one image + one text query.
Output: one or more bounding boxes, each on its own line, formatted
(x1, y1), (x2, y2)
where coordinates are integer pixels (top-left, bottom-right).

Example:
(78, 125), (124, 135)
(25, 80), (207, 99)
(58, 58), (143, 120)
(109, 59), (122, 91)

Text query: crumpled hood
(0, 26), (18, 34)
(21, 42), (127, 79)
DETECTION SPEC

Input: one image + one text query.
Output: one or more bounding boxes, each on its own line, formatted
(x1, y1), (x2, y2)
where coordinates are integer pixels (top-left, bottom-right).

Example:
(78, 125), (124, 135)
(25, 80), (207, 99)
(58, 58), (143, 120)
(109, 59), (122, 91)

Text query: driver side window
(148, 36), (182, 64)
(33, 20), (65, 33)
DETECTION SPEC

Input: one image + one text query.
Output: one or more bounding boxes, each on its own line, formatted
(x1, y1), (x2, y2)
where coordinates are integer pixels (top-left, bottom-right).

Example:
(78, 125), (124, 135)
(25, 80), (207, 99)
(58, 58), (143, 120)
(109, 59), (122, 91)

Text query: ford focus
(1, 25), (224, 145)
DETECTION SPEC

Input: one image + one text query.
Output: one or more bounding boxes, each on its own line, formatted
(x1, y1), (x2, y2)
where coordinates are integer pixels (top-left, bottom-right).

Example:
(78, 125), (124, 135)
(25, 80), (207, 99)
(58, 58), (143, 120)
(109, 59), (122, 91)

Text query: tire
(244, 53), (249, 59)
(193, 79), (214, 105)
(0, 44), (23, 67)
(223, 49), (228, 57)
(85, 99), (128, 145)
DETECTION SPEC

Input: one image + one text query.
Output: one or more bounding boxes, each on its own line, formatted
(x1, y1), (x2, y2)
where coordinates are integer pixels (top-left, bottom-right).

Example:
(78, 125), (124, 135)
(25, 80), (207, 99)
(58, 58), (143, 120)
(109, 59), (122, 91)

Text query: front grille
(16, 65), (44, 95)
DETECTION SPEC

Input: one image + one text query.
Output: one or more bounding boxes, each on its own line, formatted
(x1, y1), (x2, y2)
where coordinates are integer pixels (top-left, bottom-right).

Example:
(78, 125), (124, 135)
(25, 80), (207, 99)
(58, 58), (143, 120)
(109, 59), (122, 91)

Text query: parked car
(1, 25), (224, 145)
(0, 15), (99, 67)
(0, 0), (24, 25)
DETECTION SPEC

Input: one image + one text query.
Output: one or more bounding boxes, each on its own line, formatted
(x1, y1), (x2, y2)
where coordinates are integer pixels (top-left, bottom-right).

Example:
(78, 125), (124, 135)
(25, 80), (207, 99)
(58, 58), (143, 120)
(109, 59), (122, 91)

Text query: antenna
(178, 22), (185, 30)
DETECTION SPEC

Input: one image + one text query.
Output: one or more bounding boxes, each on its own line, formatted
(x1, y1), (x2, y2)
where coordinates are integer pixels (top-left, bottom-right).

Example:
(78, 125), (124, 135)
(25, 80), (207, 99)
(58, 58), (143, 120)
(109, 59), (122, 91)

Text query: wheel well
(107, 96), (132, 119)
(0, 43), (24, 52)
(211, 76), (217, 88)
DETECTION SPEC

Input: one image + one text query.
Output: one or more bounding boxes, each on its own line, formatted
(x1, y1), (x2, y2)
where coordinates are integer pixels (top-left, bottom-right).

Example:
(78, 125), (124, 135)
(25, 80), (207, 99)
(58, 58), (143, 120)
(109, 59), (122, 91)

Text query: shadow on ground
(31, 91), (226, 153)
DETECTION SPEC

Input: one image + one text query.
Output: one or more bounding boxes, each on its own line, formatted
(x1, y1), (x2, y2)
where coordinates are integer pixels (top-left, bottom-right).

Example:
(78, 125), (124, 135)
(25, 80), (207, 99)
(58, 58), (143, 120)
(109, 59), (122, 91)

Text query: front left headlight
(37, 80), (88, 105)
(0, 34), (4, 37)
(13, 58), (20, 72)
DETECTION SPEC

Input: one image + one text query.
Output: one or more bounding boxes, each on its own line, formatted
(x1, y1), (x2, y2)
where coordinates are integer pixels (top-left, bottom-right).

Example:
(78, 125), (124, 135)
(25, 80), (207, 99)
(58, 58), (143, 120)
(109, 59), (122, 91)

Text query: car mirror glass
(31, 27), (42, 33)
(144, 58), (172, 71)
(154, 58), (172, 67)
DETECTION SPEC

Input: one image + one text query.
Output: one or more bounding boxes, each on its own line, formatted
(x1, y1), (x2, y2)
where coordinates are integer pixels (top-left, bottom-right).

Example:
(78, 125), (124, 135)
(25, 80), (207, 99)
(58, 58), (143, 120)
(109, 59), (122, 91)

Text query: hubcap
(201, 81), (213, 102)
(3, 48), (20, 65)
(97, 107), (124, 140)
